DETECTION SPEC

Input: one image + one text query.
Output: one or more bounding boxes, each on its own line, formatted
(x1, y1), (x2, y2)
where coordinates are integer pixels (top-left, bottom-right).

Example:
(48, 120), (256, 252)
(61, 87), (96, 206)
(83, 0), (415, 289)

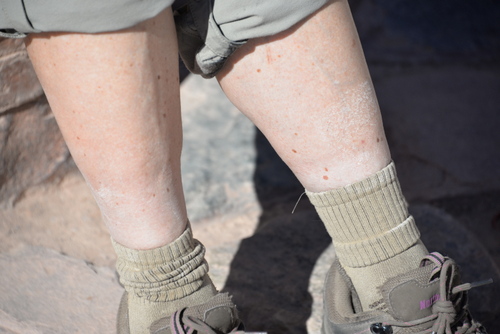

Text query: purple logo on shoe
(420, 294), (440, 310)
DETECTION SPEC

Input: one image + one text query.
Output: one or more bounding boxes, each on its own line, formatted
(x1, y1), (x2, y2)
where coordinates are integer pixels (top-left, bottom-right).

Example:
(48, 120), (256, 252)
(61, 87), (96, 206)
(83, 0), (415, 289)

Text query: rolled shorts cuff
(176, 0), (330, 78)
(0, 0), (32, 38)
(1, 0), (331, 78)
(174, 1), (245, 78)
(0, 0), (174, 36)
(0, 29), (27, 38)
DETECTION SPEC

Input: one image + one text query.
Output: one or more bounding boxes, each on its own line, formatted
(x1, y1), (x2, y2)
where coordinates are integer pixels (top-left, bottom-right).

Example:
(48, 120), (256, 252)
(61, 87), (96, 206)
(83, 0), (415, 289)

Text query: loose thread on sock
(291, 192), (306, 214)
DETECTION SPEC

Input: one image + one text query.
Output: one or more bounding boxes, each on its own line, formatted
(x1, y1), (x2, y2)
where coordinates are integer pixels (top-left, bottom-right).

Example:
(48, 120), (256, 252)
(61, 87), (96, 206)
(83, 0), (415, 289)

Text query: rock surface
(0, 38), (72, 207)
(0, 246), (122, 333)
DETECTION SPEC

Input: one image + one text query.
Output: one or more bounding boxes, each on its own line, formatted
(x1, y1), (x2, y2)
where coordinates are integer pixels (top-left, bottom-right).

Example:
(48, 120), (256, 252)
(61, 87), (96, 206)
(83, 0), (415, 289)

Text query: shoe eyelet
(370, 323), (393, 334)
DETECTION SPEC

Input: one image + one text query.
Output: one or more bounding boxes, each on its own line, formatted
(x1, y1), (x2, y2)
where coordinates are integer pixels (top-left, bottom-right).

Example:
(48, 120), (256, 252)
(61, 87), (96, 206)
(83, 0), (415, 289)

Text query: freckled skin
(25, 0), (391, 250)
(218, 0), (390, 192)
(26, 8), (187, 250)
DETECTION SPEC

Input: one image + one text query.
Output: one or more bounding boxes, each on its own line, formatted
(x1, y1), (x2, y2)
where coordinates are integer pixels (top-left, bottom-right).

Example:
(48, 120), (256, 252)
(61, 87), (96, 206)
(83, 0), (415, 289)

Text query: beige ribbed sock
(306, 162), (428, 311)
(112, 225), (217, 334)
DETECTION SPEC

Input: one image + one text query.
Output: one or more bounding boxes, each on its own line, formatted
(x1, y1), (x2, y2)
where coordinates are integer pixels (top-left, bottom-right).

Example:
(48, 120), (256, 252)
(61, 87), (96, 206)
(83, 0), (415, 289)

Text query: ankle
(307, 161), (422, 266)
(126, 276), (217, 333)
(113, 225), (217, 333)
(344, 241), (428, 310)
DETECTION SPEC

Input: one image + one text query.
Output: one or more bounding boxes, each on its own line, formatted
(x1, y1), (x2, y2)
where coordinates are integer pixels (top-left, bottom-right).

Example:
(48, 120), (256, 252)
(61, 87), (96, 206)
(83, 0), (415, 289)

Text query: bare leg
(25, 8), (186, 250)
(217, 0), (391, 192)
(25, 9), (237, 333)
(218, 0), (426, 311)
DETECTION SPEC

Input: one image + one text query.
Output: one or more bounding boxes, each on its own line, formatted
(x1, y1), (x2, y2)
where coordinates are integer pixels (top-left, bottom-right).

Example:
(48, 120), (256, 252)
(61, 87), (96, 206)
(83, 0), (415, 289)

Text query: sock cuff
(306, 162), (422, 267)
(306, 161), (402, 209)
(306, 161), (409, 244)
(335, 215), (421, 267)
(112, 224), (196, 268)
(112, 224), (209, 302)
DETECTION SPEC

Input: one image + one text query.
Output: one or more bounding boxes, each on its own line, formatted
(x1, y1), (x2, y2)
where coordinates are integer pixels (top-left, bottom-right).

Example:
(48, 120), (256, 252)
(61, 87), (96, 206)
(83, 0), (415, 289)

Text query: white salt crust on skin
(284, 80), (389, 190)
(326, 81), (381, 156)
(83, 164), (187, 247)
(236, 79), (389, 191)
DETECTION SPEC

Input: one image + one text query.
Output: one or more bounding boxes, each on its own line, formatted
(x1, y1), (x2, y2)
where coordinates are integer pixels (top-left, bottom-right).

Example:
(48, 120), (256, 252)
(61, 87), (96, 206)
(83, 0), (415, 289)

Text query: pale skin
(25, 0), (390, 250)
(217, 0), (391, 190)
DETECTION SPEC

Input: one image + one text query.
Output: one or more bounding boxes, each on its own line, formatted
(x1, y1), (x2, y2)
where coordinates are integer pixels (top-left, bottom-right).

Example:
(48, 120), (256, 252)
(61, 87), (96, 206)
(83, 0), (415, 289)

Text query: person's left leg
(217, 3), (488, 333)
(217, 0), (427, 312)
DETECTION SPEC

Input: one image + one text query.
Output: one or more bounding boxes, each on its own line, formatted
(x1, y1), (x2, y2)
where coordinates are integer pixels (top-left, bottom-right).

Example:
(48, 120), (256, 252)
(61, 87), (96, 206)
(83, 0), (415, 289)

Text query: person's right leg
(25, 8), (186, 251)
(25, 8), (240, 334)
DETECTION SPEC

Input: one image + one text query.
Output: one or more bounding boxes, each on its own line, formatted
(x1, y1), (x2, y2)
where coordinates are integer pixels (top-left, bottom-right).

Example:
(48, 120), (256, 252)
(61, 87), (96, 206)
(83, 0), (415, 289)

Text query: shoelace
(170, 309), (267, 334)
(380, 254), (491, 334)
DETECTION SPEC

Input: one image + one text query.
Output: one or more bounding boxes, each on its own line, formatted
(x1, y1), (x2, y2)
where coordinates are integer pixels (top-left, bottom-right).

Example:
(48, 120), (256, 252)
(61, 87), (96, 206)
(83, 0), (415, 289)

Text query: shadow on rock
(223, 211), (330, 333)
(223, 130), (331, 333)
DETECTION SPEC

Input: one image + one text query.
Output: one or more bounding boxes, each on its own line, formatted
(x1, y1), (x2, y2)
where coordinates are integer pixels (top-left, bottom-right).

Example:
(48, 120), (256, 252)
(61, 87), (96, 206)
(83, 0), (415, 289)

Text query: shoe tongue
(183, 293), (239, 333)
(149, 293), (239, 334)
(383, 260), (441, 322)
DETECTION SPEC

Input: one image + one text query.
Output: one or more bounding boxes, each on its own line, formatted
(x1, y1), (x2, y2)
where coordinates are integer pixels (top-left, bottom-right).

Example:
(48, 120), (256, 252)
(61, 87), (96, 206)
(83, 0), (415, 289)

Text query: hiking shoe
(117, 291), (246, 334)
(322, 252), (490, 334)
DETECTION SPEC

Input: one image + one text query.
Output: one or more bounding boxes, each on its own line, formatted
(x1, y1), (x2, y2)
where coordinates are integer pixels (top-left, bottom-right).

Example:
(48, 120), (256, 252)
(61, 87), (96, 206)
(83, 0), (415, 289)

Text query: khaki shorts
(0, 0), (329, 77)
